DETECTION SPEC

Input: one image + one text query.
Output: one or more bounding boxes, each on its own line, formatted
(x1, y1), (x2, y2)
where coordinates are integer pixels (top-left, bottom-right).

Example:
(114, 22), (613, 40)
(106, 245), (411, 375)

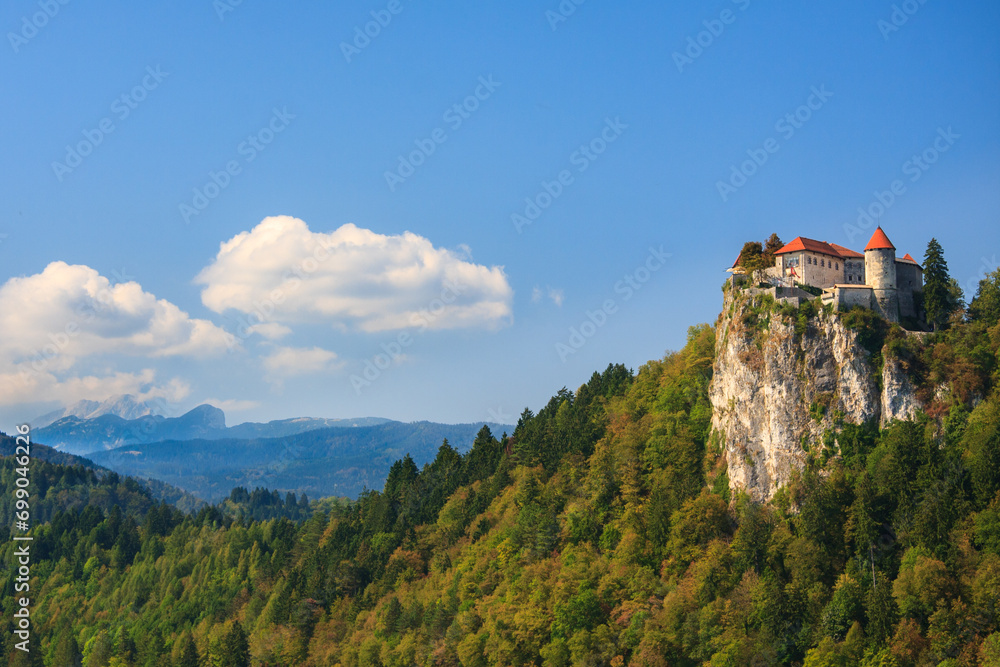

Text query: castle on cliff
(731, 227), (923, 323)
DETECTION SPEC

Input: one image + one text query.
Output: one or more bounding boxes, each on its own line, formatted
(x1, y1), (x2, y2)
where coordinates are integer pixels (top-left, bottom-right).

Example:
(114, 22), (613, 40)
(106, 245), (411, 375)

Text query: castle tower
(865, 227), (899, 322)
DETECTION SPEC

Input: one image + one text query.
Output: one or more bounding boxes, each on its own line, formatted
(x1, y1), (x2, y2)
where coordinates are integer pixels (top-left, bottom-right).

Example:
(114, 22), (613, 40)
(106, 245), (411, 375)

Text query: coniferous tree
(923, 238), (960, 330)
(969, 267), (1000, 327)
(51, 631), (82, 667)
(176, 632), (200, 667)
(221, 622), (250, 667)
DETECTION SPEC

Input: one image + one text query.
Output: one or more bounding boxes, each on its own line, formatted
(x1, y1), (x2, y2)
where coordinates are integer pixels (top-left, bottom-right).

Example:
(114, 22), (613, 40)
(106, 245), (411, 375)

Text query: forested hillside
(88, 421), (509, 502)
(2, 269), (1000, 666)
(0, 436), (204, 515)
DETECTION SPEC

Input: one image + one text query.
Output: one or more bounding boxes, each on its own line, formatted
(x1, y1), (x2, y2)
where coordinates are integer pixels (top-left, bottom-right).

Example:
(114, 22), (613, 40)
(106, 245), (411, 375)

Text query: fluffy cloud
(0, 262), (233, 406)
(0, 368), (190, 408)
(263, 346), (340, 377)
(195, 216), (514, 333)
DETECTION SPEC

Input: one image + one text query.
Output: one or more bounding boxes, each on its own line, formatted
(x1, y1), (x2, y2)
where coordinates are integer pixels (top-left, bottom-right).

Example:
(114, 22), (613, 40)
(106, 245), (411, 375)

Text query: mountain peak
(32, 394), (167, 428)
(179, 404), (227, 430)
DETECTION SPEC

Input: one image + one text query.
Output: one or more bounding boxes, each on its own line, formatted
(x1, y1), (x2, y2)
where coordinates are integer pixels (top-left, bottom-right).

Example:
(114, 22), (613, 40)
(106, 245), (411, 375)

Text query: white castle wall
(866, 247), (899, 322)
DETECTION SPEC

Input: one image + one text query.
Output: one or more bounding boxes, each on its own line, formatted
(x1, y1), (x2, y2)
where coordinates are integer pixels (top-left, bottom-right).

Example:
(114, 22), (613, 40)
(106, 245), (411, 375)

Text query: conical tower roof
(865, 226), (895, 251)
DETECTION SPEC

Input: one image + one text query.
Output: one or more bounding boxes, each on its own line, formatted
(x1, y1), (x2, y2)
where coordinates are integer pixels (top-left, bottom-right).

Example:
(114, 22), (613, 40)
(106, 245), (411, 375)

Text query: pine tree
(221, 622), (250, 667)
(922, 238), (960, 330)
(177, 632), (200, 667)
(969, 267), (1000, 327)
(50, 629), (82, 667)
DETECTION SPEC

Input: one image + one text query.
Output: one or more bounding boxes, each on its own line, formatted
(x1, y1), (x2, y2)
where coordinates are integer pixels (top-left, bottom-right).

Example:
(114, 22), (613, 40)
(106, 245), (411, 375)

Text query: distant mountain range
(86, 421), (508, 501)
(33, 400), (391, 456)
(28, 395), (513, 502)
(32, 394), (166, 428)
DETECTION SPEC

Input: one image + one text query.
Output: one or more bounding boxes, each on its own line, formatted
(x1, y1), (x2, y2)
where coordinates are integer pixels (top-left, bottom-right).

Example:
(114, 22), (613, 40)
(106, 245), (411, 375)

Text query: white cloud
(0, 368), (190, 408)
(531, 285), (564, 307)
(195, 216), (514, 333)
(0, 262), (232, 407)
(247, 322), (292, 340)
(263, 346), (340, 377)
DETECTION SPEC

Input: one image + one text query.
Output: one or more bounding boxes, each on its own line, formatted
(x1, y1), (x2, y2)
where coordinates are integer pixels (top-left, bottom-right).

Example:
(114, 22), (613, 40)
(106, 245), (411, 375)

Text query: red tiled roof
(828, 243), (864, 259)
(774, 237), (860, 260)
(865, 227), (896, 251)
(898, 253), (922, 268)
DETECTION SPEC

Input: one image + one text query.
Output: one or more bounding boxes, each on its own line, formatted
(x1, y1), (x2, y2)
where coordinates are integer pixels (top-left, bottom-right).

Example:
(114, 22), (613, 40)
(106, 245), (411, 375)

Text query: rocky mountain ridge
(31, 393), (166, 428)
(34, 404), (392, 456)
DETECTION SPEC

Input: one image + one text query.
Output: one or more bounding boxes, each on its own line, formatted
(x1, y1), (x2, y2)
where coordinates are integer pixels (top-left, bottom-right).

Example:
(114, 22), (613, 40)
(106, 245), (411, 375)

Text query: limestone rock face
(881, 357), (921, 424)
(710, 292), (921, 501)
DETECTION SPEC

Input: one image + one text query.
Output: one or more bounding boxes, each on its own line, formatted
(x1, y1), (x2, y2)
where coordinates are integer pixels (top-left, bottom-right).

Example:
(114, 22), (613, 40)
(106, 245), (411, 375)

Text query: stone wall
(823, 285), (874, 312)
(866, 248), (899, 322)
(896, 261), (923, 320)
(842, 258), (866, 284)
(778, 251), (846, 288)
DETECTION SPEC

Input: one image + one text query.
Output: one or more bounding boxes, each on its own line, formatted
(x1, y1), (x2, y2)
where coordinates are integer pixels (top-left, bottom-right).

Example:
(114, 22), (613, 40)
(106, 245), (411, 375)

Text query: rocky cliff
(709, 290), (922, 501)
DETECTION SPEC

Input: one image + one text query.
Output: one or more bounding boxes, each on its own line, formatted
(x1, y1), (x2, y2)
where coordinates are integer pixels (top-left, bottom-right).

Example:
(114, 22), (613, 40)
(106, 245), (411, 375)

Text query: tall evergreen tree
(970, 267), (1000, 327)
(177, 632), (200, 667)
(48, 627), (83, 667)
(922, 238), (960, 330)
(221, 622), (251, 667)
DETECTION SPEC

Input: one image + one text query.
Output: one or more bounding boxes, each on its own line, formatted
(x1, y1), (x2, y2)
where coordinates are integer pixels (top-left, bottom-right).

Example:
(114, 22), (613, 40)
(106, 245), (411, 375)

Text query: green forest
(2, 266), (1000, 666)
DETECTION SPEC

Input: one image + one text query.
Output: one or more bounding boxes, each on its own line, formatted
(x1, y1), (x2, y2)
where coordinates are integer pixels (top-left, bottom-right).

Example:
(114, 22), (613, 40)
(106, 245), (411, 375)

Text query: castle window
(836, 263), (839, 270)
(821, 259), (825, 267)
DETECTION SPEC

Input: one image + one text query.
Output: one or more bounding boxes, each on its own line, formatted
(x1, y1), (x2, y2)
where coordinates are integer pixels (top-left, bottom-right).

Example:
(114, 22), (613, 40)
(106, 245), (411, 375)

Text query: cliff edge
(709, 289), (922, 501)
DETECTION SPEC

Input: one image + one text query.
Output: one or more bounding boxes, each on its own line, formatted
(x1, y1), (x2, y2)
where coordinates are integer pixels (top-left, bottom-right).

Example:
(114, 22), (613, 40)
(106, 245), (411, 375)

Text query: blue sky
(1, 0), (998, 430)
